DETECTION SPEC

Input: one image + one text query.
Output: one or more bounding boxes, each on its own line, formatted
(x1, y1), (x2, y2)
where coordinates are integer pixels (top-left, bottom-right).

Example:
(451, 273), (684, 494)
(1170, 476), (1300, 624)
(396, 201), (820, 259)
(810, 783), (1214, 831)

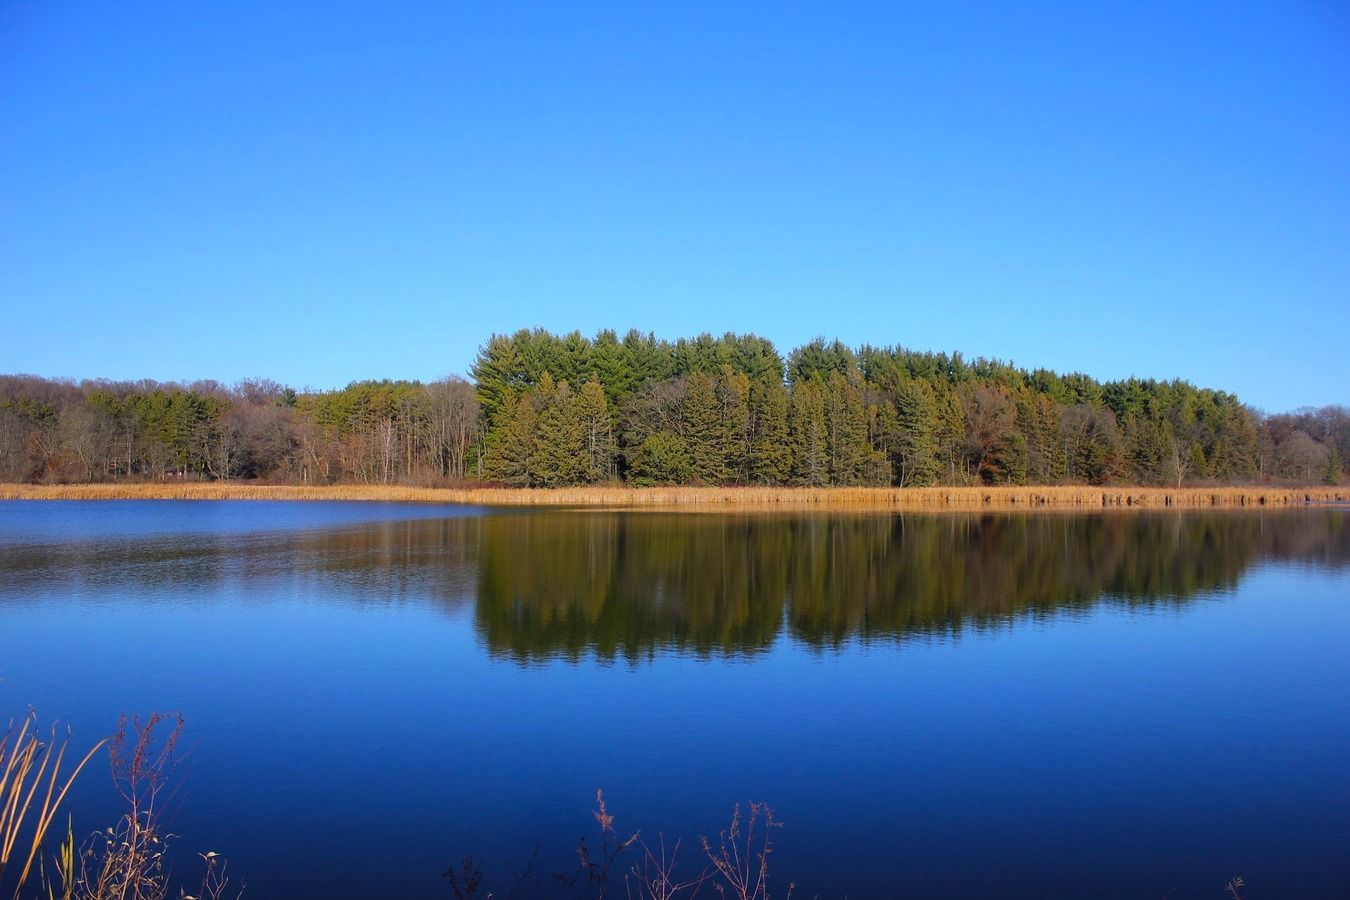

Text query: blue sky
(2, 2), (1346, 411)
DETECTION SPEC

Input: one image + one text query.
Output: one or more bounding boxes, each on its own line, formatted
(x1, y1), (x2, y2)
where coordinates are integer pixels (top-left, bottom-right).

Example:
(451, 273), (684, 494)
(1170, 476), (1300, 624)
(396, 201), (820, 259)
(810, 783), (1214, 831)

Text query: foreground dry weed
(54, 714), (238, 900)
(57, 713), (187, 900)
(447, 791), (789, 900)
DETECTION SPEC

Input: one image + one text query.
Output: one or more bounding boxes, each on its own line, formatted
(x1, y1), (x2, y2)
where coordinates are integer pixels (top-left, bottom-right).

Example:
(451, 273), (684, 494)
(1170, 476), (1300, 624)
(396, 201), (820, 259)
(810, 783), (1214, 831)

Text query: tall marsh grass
(1, 483), (1345, 510)
(0, 713), (105, 900)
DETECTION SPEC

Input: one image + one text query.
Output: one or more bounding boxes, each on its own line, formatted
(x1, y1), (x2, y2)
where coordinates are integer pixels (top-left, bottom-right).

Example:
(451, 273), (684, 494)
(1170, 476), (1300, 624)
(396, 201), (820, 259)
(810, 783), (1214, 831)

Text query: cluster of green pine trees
(471, 329), (1302, 488)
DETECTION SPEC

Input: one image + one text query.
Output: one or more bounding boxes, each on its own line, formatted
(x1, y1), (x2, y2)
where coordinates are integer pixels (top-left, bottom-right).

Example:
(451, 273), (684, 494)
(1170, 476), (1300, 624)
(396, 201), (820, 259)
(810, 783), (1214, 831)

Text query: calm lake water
(1, 501), (1348, 899)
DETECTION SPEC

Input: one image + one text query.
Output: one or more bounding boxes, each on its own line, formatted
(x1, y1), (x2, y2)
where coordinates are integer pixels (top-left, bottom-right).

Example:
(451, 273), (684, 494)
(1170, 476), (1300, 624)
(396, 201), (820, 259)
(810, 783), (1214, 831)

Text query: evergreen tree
(890, 379), (941, 486)
(683, 372), (728, 484)
(1061, 404), (1124, 485)
(622, 329), (675, 386)
(1122, 413), (1162, 484)
(718, 368), (752, 483)
(484, 389), (536, 485)
(674, 334), (721, 376)
(631, 432), (691, 485)
(788, 338), (855, 383)
(1324, 441), (1343, 485)
(789, 377), (828, 486)
(1017, 392), (1065, 483)
(530, 376), (589, 486)
(861, 402), (893, 486)
(931, 383), (966, 484)
(748, 373), (791, 484)
(472, 335), (523, 427)
(823, 371), (869, 485)
(590, 330), (632, 406)
(725, 334), (785, 383)
(1188, 441), (1208, 482)
(1003, 432), (1029, 484)
(558, 331), (592, 386)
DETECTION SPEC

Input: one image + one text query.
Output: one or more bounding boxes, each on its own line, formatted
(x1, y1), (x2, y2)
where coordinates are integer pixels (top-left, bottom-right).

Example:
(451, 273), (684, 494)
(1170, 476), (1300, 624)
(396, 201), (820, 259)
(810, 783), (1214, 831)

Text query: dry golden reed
(0, 713), (106, 899)
(0, 482), (1345, 510)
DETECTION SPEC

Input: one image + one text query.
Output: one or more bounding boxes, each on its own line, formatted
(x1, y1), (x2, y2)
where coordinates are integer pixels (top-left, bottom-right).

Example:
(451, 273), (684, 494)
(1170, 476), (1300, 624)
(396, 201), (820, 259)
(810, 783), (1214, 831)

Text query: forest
(0, 328), (1344, 488)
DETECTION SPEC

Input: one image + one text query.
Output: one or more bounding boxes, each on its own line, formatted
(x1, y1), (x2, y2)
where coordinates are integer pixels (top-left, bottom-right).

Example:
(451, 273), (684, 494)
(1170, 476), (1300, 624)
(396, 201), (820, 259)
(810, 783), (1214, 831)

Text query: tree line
(1, 328), (1345, 486)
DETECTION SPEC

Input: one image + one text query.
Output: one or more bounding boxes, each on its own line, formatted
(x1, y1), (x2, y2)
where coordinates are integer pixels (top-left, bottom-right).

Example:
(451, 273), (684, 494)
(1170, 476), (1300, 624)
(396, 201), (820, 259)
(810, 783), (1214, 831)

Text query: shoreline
(0, 483), (1346, 510)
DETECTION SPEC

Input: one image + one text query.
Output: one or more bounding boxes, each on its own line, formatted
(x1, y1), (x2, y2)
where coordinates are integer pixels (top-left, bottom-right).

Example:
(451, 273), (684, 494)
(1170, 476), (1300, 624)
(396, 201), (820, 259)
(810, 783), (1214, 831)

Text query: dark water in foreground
(1, 501), (1348, 899)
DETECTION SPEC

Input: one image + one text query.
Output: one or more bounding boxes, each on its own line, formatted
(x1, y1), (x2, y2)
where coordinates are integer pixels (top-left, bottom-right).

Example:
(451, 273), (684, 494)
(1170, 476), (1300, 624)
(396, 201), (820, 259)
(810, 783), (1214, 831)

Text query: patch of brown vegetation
(1, 482), (1346, 509)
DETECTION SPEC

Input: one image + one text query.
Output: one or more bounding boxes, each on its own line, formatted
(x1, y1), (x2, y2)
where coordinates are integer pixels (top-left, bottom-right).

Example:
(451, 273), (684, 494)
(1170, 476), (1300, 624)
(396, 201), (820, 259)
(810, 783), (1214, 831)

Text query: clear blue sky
(2, 2), (1346, 411)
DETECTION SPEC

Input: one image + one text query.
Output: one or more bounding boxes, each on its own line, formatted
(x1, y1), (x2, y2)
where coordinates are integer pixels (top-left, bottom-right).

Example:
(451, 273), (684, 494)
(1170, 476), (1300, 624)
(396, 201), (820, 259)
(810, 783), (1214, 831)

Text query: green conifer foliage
(1325, 442), (1344, 485)
(683, 372), (728, 484)
(890, 380), (941, 487)
(718, 368), (752, 483)
(1017, 392), (1066, 483)
(472, 334), (523, 427)
(484, 389), (537, 485)
(748, 373), (791, 484)
(530, 376), (590, 486)
(631, 432), (691, 485)
(823, 371), (869, 485)
(789, 377), (829, 486)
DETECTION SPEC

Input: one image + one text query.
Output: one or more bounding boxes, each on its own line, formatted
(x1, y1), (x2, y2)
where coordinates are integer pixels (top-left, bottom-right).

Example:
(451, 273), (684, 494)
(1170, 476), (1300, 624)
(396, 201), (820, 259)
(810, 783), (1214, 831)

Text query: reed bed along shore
(1, 482), (1346, 510)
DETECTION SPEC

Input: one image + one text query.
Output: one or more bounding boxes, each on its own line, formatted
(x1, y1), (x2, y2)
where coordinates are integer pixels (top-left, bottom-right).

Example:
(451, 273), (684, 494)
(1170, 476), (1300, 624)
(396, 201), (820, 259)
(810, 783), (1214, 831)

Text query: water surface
(1, 501), (1347, 898)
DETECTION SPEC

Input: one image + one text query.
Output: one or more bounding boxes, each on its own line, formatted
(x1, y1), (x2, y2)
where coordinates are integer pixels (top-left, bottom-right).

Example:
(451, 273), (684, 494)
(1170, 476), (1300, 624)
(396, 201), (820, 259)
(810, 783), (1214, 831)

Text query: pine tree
(683, 372), (728, 484)
(1003, 432), (1029, 484)
(823, 371), (869, 485)
(484, 389), (536, 485)
(631, 432), (691, 485)
(931, 383), (966, 484)
(789, 377), (828, 486)
(472, 335), (523, 427)
(622, 329), (675, 386)
(748, 373), (791, 484)
(718, 367), (752, 483)
(1122, 414), (1166, 485)
(1325, 441), (1344, 485)
(890, 379), (941, 486)
(530, 376), (588, 486)
(558, 331), (592, 386)
(590, 330), (631, 406)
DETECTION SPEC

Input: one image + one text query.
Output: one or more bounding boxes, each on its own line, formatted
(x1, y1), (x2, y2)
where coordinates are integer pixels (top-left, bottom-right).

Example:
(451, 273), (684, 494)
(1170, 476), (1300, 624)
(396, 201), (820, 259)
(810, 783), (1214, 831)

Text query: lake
(1, 501), (1347, 898)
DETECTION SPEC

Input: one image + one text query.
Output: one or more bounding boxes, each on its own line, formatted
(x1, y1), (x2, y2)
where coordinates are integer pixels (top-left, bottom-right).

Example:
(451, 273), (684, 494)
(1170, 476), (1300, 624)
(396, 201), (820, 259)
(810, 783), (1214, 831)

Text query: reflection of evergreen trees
(476, 513), (790, 661)
(4, 510), (1347, 662)
(475, 511), (1350, 661)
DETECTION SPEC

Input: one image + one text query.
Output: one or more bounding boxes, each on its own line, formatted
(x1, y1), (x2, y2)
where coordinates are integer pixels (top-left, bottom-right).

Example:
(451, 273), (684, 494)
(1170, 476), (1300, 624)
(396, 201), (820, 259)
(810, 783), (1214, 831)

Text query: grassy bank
(1, 482), (1346, 509)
